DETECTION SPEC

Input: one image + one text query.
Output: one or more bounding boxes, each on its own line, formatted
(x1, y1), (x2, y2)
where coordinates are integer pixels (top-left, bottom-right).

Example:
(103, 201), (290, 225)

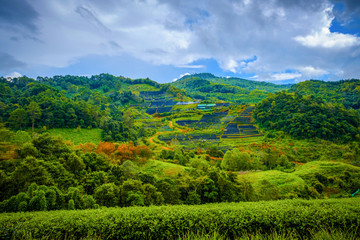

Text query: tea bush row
(0, 198), (359, 239)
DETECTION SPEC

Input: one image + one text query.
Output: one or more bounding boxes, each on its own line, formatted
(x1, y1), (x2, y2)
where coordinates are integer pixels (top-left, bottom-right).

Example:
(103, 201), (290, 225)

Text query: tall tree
(8, 108), (28, 130)
(221, 148), (251, 171)
(27, 102), (42, 132)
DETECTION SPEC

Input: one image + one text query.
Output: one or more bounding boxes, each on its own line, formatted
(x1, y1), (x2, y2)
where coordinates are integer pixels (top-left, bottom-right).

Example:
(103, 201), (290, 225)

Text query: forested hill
(289, 79), (360, 109)
(176, 73), (291, 92)
(0, 74), (187, 142)
(171, 73), (291, 103)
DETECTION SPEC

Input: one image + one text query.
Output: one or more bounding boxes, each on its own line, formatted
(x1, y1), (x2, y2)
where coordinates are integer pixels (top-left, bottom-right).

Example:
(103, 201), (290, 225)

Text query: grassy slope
(294, 161), (360, 179)
(238, 161), (360, 197)
(142, 160), (188, 176)
(238, 170), (306, 196)
(48, 128), (103, 145)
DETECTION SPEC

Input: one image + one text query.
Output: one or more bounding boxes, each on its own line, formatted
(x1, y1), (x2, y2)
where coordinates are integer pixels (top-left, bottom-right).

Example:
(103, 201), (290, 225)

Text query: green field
(1, 198), (359, 240)
(47, 128), (103, 145)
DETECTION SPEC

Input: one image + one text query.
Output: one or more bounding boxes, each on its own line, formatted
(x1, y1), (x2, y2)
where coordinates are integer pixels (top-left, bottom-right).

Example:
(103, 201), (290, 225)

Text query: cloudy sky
(0, 0), (359, 83)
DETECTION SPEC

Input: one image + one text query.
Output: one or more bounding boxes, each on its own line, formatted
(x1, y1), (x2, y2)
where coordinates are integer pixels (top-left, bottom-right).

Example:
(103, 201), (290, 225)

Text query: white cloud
(300, 66), (328, 77)
(294, 28), (360, 48)
(294, 9), (360, 49)
(4, 72), (22, 79)
(220, 59), (239, 73)
(271, 73), (302, 81)
(172, 72), (190, 82)
(0, 0), (359, 81)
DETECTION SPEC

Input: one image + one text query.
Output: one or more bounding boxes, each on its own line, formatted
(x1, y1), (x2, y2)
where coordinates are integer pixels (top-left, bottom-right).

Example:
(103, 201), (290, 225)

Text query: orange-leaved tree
(96, 142), (116, 158)
(114, 142), (153, 164)
(77, 142), (97, 153)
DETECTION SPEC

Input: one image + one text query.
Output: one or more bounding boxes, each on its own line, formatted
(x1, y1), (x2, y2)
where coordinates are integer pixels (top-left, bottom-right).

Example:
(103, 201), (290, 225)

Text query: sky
(0, 0), (359, 84)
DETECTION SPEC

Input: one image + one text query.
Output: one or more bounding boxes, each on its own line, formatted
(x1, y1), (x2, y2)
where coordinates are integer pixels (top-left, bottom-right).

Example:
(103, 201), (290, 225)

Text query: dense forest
(289, 79), (360, 109)
(1, 127), (359, 213)
(253, 91), (360, 142)
(171, 73), (290, 103)
(0, 74), (186, 142)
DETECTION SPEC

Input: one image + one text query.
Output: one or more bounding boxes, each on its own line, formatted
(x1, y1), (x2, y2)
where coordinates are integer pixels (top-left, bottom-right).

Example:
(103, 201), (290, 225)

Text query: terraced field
(139, 90), (263, 146)
(221, 106), (262, 139)
(158, 106), (262, 145)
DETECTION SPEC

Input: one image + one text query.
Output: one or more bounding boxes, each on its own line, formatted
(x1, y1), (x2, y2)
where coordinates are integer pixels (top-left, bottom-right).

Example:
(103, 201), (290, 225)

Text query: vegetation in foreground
(0, 198), (359, 240)
(1, 73), (360, 239)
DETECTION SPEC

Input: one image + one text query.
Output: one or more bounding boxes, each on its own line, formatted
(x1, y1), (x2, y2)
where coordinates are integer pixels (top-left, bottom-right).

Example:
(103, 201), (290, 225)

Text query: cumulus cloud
(0, 0), (359, 81)
(294, 29), (360, 48)
(294, 8), (360, 48)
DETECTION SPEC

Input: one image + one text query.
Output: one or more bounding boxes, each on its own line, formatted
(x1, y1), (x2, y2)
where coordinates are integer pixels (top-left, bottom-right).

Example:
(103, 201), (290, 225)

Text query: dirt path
(148, 132), (161, 144)
(148, 131), (174, 151)
(161, 146), (173, 151)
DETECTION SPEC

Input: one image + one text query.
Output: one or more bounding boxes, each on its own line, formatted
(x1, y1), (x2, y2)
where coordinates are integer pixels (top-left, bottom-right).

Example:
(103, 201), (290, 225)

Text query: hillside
(1, 73), (360, 212)
(289, 79), (360, 109)
(171, 73), (291, 103)
(0, 74), (187, 142)
(253, 91), (360, 142)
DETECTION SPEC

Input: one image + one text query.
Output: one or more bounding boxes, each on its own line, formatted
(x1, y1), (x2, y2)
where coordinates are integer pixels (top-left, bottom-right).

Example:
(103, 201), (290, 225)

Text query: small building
(197, 104), (216, 110)
(176, 101), (199, 105)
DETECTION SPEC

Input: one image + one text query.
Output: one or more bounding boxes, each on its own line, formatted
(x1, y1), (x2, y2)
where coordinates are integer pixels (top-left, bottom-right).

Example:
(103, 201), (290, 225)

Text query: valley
(0, 73), (359, 239)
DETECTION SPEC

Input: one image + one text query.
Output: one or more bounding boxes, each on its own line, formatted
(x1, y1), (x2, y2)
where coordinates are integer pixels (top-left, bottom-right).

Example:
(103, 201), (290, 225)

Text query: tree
(29, 190), (47, 211)
(120, 179), (143, 206)
(11, 157), (52, 194)
(8, 108), (28, 130)
(11, 131), (32, 146)
(141, 183), (164, 206)
(221, 149), (251, 171)
(94, 183), (120, 207)
(27, 102), (42, 132)
(64, 153), (86, 174)
(185, 191), (201, 205)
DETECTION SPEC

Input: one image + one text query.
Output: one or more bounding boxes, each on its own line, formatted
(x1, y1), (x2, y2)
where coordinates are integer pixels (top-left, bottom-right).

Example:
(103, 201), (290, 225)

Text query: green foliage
(16, 142), (39, 158)
(185, 191), (201, 205)
(0, 198), (359, 239)
(221, 149), (251, 171)
(10, 131), (31, 145)
(289, 79), (360, 109)
(8, 108), (28, 130)
(48, 128), (102, 145)
(171, 73), (290, 103)
(0, 74), (186, 142)
(26, 102), (42, 131)
(254, 91), (360, 141)
(29, 190), (47, 211)
(94, 183), (120, 207)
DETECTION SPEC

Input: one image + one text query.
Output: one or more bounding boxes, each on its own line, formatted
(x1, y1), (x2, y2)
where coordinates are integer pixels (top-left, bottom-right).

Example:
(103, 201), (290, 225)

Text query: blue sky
(0, 0), (359, 84)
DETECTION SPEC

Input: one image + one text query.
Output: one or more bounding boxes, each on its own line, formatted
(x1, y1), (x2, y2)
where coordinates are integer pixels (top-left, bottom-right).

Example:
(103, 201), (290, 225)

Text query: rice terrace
(1, 0), (360, 239)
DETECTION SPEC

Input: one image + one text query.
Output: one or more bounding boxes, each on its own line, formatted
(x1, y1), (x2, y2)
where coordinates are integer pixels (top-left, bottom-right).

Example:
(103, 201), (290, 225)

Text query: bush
(0, 198), (358, 239)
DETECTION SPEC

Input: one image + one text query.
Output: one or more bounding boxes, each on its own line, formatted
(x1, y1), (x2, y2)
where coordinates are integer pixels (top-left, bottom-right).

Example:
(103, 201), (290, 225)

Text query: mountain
(171, 73), (291, 103)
